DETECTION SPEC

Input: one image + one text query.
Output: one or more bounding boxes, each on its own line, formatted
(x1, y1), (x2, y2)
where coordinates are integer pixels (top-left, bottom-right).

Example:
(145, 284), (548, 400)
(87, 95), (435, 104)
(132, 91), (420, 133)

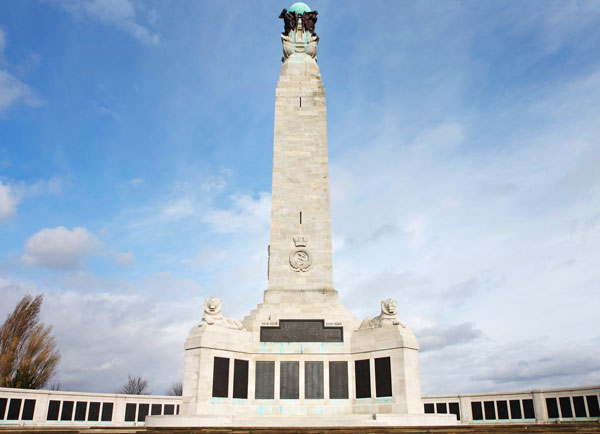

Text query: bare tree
(118, 375), (151, 395)
(0, 294), (60, 389)
(166, 381), (183, 396)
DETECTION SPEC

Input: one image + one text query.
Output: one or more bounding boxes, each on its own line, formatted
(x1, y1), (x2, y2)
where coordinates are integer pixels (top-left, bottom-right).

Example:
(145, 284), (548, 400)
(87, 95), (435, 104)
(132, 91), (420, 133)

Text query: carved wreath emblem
(289, 249), (311, 272)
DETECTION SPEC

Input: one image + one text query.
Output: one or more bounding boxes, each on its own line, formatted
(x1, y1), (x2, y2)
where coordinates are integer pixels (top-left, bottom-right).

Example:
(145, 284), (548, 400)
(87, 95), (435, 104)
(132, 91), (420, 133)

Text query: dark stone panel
(74, 401), (87, 421)
(0, 397), (7, 420)
(497, 400), (509, 419)
(436, 402), (447, 414)
(375, 357), (392, 398)
(255, 361), (275, 399)
(471, 401), (483, 420)
(47, 400), (60, 421)
(61, 400), (74, 421)
(305, 361), (323, 399)
(260, 320), (343, 342)
(87, 402), (100, 421)
(21, 399), (35, 421)
(101, 402), (113, 421)
(449, 402), (460, 421)
(509, 399), (522, 419)
(233, 359), (249, 399)
(354, 359), (371, 399)
(125, 403), (136, 422)
(523, 399), (535, 419)
(212, 356), (230, 398)
(546, 397), (559, 418)
(151, 403), (162, 415)
(424, 403), (434, 414)
(559, 396), (573, 418)
(7, 399), (21, 420)
(280, 361), (299, 399)
(138, 403), (149, 422)
(587, 395), (600, 417)
(573, 396), (586, 417)
(164, 404), (175, 415)
(484, 401), (495, 420)
(176, 404), (180, 415)
(329, 361), (348, 399)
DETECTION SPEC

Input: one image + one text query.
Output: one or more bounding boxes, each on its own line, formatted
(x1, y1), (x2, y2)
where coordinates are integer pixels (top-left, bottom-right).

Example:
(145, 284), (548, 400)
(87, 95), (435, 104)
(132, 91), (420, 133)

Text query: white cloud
(0, 27), (6, 54)
(0, 28), (43, 114)
(22, 226), (102, 270)
(203, 192), (270, 234)
(128, 177), (143, 186)
(0, 181), (17, 221)
(0, 70), (43, 114)
(114, 251), (135, 266)
(47, 0), (160, 46)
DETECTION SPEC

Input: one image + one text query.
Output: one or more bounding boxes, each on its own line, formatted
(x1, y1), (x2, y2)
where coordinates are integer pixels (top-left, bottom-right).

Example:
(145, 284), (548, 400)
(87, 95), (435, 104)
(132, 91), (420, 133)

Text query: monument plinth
(147, 3), (456, 427)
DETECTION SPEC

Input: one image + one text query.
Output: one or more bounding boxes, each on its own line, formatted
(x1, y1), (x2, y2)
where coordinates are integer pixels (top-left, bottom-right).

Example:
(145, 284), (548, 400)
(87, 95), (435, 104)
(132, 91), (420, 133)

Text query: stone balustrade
(2, 385), (599, 427)
(422, 385), (600, 424)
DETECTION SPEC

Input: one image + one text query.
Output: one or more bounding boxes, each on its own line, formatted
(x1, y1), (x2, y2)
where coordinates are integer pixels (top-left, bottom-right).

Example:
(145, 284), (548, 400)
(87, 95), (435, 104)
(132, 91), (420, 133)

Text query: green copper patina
(288, 2), (311, 15)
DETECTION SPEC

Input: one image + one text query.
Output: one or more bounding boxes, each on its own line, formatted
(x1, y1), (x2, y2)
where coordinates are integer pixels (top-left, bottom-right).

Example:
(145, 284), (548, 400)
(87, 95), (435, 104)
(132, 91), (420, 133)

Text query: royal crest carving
(359, 299), (404, 329)
(289, 249), (311, 272)
(202, 296), (245, 330)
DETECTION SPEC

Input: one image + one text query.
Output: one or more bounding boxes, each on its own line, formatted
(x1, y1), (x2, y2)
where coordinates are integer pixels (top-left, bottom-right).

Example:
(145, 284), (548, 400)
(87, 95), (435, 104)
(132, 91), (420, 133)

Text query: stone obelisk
(267, 8), (333, 295)
(147, 4), (456, 427)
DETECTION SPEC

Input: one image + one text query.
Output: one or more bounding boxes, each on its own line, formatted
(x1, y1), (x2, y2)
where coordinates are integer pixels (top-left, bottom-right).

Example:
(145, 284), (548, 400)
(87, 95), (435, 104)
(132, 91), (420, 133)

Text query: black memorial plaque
(354, 359), (371, 398)
(0, 398), (7, 420)
(280, 361), (299, 399)
(375, 356), (392, 397)
(74, 401), (87, 421)
(124, 403), (136, 422)
(305, 361), (324, 399)
(260, 320), (343, 342)
(47, 400), (60, 421)
(60, 400), (74, 421)
(87, 402), (100, 421)
(7, 399), (21, 420)
(255, 361), (275, 399)
(22, 399), (35, 421)
(329, 361), (349, 399)
(164, 404), (175, 415)
(212, 356), (230, 398)
(233, 359), (249, 399)
(138, 403), (149, 422)
(151, 403), (162, 415)
(101, 402), (113, 421)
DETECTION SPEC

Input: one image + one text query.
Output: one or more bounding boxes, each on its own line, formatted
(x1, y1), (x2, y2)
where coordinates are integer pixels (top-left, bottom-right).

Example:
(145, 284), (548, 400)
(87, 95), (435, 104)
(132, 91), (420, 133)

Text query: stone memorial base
(147, 413), (456, 427)
(146, 290), (456, 427)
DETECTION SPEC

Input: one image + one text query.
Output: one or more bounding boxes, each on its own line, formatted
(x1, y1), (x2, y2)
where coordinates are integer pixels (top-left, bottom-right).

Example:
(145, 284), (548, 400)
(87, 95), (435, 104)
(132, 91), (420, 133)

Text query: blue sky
(1, 0), (599, 395)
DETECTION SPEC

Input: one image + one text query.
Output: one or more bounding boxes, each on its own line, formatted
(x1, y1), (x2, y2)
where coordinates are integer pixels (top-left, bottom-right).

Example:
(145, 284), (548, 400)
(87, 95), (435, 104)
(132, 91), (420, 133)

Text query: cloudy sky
(1, 0), (599, 396)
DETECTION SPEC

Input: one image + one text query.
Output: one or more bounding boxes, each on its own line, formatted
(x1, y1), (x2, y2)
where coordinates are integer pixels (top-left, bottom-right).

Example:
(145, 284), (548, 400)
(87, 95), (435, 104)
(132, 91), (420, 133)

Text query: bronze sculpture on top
(279, 4), (319, 61)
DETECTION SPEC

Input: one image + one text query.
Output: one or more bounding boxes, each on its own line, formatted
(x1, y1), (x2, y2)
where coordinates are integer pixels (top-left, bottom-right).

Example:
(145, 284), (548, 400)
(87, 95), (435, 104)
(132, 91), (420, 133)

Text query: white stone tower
(147, 3), (455, 427)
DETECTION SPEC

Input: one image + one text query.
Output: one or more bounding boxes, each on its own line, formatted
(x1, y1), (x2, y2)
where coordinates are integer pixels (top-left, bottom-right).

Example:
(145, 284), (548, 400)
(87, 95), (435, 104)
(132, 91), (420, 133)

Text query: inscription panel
(255, 361), (275, 399)
(260, 320), (343, 342)
(280, 361), (299, 399)
(305, 361), (324, 399)
(355, 359), (371, 399)
(212, 357), (230, 398)
(233, 359), (249, 399)
(329, 361), (349, 399)
(375, 356), (392, 397)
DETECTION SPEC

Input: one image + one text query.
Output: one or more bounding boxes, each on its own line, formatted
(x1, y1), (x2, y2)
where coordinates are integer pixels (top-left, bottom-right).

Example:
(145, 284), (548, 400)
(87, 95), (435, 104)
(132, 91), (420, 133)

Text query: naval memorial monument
(148, 3), (456, 427)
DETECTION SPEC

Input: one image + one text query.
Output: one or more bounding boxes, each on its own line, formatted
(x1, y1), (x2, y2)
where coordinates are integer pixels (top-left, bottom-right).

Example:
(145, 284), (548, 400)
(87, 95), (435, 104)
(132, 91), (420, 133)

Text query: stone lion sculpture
(359, 299), (404, 329)
(202, 297), (245, 330)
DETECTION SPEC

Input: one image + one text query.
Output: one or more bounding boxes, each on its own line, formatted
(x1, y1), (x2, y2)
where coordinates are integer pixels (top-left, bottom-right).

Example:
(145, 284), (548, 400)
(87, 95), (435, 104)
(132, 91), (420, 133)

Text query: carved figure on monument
(279, 3), (319, 61)
(359, 299), (405, 329)
(201, 296), (245, 330)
